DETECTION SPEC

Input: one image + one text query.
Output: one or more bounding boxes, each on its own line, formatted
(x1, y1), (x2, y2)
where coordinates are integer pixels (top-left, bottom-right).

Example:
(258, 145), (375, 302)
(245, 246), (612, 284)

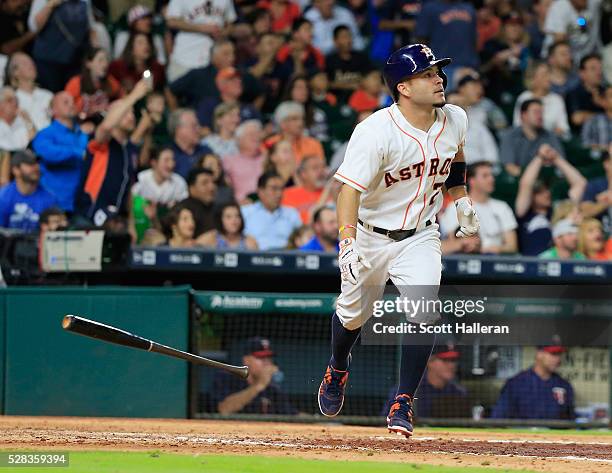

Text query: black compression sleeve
(445, 161), (466, 189)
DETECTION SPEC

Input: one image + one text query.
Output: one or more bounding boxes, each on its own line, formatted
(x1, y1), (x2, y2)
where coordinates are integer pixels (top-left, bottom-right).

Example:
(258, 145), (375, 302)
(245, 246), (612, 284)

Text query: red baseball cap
(538, 345), (567, 354)
(432, 342), (460, 360)
(244, 337), (274, 358)
(538, 335), (567, 354)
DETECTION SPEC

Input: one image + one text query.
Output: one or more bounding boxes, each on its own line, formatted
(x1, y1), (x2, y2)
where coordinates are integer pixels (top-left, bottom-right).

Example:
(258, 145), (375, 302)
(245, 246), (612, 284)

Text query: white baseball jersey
(167, 0), (237, 69)
(334, 103), (467, 230)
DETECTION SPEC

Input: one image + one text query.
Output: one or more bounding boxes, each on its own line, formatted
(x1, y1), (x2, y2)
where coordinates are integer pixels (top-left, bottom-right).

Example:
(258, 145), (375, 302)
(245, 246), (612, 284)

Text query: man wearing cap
(539, 218), (586, 259)
(491, 343), (575, 420)
(212, 337), (297, 415)
(382, 343), (469, 418)
(414, 343), (469, 418)
(0, 150), (57, 232)
(195, 67), (261, 131)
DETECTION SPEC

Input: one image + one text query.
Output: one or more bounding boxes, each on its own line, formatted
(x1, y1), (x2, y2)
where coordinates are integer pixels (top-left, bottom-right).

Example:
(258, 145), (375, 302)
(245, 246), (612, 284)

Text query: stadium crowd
(0, 0), (611, 259)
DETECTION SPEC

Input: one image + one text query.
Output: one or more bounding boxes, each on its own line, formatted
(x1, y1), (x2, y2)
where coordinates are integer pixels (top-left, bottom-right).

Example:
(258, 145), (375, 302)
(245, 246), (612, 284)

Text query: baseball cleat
(387, 393), (415, 438)
(318, 364), (349, 417)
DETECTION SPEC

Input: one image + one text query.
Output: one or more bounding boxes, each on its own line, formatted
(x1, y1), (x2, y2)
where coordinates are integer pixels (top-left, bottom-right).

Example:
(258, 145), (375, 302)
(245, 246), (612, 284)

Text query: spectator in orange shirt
(282, 155), (329, 223)
(348, 70), (388, 113)
(265, 101), (325, 164)
(257, 0), (301, 34)
(276, 18), (325, 81)
(578, 218), (612, 260)
(65, 48), (123, 126)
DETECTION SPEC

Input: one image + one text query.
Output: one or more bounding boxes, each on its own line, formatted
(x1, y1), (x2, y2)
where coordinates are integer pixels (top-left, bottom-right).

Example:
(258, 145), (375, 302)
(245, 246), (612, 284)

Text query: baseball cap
(128, 5), (153, 25)
(10, 150), (38, 168)
(552, 218), (578, 238)
(244, 336), (274, 358)
(216, 67), (241, 81)
(538, 335), (566, 354)
(431, 342), (460, 360)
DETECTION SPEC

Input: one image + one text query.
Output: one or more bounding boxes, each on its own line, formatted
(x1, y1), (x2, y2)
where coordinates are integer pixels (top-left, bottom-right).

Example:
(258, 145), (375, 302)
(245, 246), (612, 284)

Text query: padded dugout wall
(1, 286), (190, 418)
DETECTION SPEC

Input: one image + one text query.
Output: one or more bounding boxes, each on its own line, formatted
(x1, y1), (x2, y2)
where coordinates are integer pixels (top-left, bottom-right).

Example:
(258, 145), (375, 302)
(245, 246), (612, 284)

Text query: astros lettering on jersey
(334, 103), (468, 230)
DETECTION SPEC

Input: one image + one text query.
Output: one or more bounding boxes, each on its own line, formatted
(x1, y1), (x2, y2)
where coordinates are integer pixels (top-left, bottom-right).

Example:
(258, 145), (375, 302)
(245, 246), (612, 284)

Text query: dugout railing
(191, 290), (612, 429)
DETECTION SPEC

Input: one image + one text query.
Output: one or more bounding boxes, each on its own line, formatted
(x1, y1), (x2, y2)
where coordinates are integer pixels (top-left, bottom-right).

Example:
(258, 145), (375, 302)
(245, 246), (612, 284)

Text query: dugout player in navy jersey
(212, 337), (297, 415)
(382, 342), (469, 418)
(491, 343), (575, 420)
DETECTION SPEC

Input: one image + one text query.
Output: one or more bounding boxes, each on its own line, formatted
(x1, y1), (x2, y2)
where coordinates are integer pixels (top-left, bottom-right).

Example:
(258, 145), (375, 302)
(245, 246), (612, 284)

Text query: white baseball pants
(336, 223), (442, 330)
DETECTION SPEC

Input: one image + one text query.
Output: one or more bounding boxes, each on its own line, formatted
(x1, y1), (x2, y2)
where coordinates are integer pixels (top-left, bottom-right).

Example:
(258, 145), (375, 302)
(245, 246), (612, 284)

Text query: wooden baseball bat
(62, 315), (249, 379)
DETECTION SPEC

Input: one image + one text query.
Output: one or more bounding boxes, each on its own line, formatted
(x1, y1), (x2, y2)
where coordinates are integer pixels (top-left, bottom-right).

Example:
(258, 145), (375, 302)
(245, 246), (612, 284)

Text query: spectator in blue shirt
(491, 343), (575, 420)
(299, 206), (339, 252)
(415, 0), (478, 88)
(32, 91), (89, 212)
(0, 150), (57, 232)
(242, 172), (302, 250)
(168, 109), (212, 179)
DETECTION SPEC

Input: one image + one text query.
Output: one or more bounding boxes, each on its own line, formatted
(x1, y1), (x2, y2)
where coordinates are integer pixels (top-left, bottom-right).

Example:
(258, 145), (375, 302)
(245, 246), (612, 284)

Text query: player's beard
(433, 96), (446, 108)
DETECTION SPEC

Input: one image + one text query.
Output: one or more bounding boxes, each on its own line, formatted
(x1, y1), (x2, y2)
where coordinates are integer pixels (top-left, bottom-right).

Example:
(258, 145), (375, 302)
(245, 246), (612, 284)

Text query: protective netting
(193, 291), (610, 426)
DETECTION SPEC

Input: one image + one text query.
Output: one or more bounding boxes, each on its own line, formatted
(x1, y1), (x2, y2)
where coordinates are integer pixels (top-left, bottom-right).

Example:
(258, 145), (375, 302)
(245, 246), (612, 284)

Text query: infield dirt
(0, 416), (611, 472)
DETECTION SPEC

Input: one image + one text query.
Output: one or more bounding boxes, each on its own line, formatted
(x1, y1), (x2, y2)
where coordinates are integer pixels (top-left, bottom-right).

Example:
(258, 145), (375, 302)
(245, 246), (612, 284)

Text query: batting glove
(339, 237), (371, 285)
(455, 197), (480, 238)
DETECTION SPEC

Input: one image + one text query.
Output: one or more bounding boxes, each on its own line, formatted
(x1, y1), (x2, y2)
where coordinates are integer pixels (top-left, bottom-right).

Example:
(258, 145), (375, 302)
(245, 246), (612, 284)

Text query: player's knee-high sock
(396, 332), (436, 396)
(329, 312), (360, 371)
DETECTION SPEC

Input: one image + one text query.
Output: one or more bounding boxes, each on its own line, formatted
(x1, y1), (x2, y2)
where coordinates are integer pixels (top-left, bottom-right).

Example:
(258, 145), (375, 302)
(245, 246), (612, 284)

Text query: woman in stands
(109, 32), (166, 93)
(162, 205), (202, 248)
(198, 203), (258, 250)
(201, 103), (241, 159)
(64, 48), (123, 125)
(263, 139), (296, 187)
(578, 218), (612, 260)
(283, 74), (329, 144)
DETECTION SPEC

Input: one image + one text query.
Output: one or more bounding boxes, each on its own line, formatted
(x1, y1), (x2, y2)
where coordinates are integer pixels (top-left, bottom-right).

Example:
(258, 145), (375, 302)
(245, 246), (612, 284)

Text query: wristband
(338, 225), (357, 234)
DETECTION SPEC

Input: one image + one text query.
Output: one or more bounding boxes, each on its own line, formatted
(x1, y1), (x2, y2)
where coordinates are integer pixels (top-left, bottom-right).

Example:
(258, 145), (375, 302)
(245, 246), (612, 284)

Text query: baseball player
(317, 44), (480, 437)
